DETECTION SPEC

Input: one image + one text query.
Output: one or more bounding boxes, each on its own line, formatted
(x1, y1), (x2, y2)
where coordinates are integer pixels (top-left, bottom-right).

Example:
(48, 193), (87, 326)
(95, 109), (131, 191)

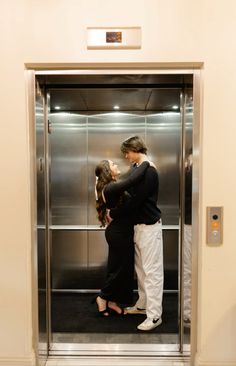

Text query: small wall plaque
(106, 31), (122, 43)
(87, 27), (141, 49)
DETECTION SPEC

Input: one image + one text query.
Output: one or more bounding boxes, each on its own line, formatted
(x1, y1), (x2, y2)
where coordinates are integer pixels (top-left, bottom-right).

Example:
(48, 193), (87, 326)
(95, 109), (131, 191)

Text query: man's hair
(120, 136), (147, 154)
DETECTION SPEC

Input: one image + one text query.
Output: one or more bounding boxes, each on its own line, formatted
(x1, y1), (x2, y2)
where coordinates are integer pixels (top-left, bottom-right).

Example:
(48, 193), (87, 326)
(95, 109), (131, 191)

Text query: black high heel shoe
(108, 301), (127, 316)
(92, 296), (109, 317)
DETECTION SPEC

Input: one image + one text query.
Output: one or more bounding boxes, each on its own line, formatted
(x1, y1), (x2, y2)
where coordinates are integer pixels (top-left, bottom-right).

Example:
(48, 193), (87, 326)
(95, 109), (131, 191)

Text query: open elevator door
(35, 71), (193, 359)
(35, 82), (50, 364)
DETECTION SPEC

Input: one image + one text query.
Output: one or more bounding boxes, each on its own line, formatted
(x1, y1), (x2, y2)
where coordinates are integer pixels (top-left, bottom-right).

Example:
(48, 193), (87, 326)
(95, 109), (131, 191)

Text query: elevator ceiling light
(55, 106), (61, 110)
(172, 105), (178, 110)
(113, 105), (120, 110)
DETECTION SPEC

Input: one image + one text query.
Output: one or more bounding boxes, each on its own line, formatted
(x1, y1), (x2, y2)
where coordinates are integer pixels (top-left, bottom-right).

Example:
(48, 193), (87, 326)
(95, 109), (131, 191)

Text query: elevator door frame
(28, 64), (201, 366)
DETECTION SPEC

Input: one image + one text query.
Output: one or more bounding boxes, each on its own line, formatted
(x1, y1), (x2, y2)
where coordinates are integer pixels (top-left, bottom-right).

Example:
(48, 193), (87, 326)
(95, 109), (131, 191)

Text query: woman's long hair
(95, 160), (113, 227)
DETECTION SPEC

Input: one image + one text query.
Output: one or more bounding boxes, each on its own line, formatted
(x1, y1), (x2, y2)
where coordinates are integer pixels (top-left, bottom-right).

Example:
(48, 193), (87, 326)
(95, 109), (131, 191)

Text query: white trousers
(134, 220), (164, 319)
(183, 224), (192, 321)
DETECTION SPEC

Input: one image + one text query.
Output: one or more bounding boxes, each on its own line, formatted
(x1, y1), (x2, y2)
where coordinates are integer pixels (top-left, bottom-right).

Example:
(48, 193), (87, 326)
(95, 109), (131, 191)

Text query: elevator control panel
(206, 207), (223, 245)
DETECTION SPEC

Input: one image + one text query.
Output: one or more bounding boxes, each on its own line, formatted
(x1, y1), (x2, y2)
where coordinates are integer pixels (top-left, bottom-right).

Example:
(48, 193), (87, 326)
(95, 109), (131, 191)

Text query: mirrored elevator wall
(49, 110), (181, 291)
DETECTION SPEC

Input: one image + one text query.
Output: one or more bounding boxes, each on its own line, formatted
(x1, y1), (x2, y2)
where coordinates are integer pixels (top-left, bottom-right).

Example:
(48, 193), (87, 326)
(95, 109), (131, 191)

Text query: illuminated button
(212, 222), (219, 229)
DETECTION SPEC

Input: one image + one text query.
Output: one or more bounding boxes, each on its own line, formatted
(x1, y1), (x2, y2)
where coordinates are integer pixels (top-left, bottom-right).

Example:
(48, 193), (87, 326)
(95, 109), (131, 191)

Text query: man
(110, 136), (164, 331)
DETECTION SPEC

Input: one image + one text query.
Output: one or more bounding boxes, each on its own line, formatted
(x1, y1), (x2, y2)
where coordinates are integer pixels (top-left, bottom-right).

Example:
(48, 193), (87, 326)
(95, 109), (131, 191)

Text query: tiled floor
(46, 357), (190, 366)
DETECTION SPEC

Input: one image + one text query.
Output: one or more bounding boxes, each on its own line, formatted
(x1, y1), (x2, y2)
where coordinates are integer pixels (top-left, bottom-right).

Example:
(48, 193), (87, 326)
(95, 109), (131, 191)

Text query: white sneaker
(137, 317), (162, 331)
(125, 306), (146, 315)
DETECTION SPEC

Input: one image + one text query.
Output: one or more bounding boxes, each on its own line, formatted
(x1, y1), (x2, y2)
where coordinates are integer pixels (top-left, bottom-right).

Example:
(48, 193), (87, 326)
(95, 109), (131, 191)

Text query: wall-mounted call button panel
(206, 206), (223, 245)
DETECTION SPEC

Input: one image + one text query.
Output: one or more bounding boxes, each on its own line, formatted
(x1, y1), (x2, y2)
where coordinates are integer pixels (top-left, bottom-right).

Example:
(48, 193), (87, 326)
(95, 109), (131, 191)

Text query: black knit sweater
(110, 165), (161, 225)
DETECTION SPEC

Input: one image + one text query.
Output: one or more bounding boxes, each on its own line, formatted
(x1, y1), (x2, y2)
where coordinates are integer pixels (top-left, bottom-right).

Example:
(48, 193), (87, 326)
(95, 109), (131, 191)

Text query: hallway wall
(0, 0), (236, 365)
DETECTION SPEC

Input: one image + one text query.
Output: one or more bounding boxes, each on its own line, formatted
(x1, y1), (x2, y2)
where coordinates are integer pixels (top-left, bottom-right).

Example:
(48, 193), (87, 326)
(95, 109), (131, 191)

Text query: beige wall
(0, 0), (236, 365)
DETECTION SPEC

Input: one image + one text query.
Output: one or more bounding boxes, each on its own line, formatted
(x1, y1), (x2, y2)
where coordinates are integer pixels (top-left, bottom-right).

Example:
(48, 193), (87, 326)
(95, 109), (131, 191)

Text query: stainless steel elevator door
(182, 89), (193, 345)
(36, 94), (47, 360)
(49, 110), (180, 290)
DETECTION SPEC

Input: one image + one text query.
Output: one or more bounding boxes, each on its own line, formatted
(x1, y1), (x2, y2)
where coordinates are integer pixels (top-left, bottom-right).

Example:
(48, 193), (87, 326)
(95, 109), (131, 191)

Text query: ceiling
(37, 74), (193, 113)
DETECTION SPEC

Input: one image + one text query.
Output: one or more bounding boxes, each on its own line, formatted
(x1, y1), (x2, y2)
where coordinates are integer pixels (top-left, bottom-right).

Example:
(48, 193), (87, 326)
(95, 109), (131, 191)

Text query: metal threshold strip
(38, 225), (180, 230)
(49, 342), (190, 356)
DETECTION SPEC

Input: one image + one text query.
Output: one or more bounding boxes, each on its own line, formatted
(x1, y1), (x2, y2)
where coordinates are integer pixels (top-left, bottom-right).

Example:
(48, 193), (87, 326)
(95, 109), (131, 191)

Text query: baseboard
(195, 354), (236, 366)
(46, 357), (189, 366)
(0, 354), (35, 366)
(196, 362), (236, 366)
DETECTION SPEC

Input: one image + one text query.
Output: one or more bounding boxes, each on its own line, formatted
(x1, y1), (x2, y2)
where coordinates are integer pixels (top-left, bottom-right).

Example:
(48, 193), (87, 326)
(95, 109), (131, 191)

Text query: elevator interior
(35, 72), (193, 358)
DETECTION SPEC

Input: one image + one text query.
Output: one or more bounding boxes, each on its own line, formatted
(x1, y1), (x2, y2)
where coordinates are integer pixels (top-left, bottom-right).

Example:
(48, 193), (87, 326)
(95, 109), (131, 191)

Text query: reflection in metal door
(35, 72), (193, 357)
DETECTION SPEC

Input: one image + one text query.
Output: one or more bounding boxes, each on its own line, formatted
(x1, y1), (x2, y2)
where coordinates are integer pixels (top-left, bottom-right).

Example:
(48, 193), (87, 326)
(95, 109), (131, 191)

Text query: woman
(94, 159), (150, 316)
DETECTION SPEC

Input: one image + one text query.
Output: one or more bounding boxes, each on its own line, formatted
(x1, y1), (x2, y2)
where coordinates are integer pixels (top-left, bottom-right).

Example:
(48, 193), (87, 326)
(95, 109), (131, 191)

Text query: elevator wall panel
(51, 229), (178, 290)
(146, 113), (181, 225)
(51, 230), (87, 288)
(50, 113), (87, 225)
(88, 231), (108, 267)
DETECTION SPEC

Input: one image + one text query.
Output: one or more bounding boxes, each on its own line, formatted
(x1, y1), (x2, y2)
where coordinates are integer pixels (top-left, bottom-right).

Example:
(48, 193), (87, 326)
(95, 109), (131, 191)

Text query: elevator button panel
(206, 206), (223, 245)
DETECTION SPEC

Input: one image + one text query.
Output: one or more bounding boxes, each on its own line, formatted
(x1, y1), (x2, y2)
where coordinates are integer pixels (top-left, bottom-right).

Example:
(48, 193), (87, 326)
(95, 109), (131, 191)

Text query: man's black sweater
(110, 165), (161, 225)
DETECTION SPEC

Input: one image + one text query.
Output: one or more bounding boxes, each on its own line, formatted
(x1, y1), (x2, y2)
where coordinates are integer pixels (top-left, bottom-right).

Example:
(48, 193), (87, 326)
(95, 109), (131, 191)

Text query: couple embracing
(94, 136), (163, 331)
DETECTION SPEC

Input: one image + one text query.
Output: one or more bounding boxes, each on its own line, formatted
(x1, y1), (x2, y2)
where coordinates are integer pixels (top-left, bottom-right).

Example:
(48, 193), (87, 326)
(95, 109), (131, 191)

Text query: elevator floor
(51, 293), (179, 336)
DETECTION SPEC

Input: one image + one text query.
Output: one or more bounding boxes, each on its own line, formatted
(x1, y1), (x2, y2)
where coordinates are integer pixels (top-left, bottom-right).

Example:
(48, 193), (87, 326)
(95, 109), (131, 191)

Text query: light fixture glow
(172, 105), (178, 110)
(113, 105), (120, 110)
(55, 106), (61, 110)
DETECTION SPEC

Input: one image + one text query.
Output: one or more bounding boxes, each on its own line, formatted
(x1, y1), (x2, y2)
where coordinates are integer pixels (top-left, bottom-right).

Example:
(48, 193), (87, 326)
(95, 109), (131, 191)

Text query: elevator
(34, 70), (195, 362)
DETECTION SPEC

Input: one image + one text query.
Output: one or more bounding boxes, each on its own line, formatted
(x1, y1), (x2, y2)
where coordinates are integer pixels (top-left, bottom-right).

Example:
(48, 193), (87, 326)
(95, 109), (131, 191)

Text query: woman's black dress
(99, 161), (149, 305)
